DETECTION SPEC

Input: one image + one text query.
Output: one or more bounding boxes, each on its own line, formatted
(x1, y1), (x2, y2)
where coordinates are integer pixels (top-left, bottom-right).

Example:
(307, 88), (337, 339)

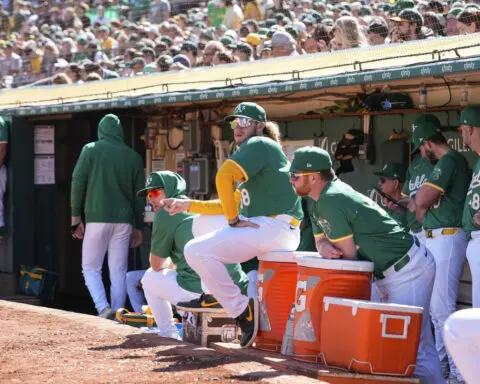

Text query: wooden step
(212, 342), (420, 384)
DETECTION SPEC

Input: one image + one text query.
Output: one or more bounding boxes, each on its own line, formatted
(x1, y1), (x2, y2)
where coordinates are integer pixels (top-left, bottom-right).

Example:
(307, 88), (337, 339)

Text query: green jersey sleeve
(230, 137), (267, 180)
(150, 210), (177, 258)
(424, 153), (456, 193)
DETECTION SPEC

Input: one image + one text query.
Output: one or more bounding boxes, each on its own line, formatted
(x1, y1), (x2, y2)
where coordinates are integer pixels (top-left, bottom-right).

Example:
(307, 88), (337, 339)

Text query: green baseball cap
(391, 0), (415, 13)
(410, 114), (442, 152)
(137, 172), (164, 197)
(373, 162), (407, 182)
(454, 106), (480, 128)
(225, 102), (267, 123)
(281, 146), (333, 173)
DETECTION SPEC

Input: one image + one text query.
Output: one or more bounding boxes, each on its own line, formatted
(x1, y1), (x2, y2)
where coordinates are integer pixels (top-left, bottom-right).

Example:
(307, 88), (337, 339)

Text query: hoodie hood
(136, 170), (186, 198)
(98, 114), (124, 142)
(158, 171), (186, 198)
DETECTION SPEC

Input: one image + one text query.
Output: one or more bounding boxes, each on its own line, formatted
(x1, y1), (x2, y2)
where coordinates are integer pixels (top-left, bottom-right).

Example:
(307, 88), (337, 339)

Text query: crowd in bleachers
(0, 0), (479, 87)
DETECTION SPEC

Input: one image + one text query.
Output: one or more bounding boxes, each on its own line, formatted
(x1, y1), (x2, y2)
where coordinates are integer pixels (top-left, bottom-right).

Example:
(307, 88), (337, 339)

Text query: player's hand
(319, 243), (343, 259)
(71, 216), (85, 239)
(474, 212), (480, 227)
(160, 198), (191, 215)
(130, 229), (143, 248)
(231, 219), (260, 229)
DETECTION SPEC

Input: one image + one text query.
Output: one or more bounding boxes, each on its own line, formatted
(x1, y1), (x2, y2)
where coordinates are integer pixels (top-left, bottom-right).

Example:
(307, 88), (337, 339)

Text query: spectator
(131, 57), (146, 75)
(66, 63), (83, 84)
(201, 41), (224, 66)
(77, 3), (91, 29)
(70, 113), (144, 320)
(208, 0), (227, 28)
(150, 0), (171, 24)
(333, 16), (369, 49)
(172, 53), (191, 68)
(0, 42), (22, 77)
(271, 30), (297, 57)
(423, 12), (445, 37)
(224, 0), (244, 30)
(156, 54), (174, 72)
(94, 5), (109, 26)
(52, 72), (72, 84)
(446, 8), (463, 36)
(367, 17), (389, 45)
(86, 72), (102, 82)
(457, 9), (480, 34)
(304, 24), (331, 53)
(212, 50), (237, 65)
(0, 2), (9, 36)
(233, 42), (253, 61)
(41, 42), (60, 77)
(390, 9), (426, 42)
(180, 41), (198, 67)
(242, 0), (263, 21)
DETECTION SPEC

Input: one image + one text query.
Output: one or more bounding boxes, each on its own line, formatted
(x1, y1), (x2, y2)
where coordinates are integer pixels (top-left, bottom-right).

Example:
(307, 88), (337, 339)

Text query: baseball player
(161, 102), (303, 348)
(71, 114), (145, 319)
(457, 106), (480, 308)
(372, 162), (408, 228)
(409, 114), (470, 382)
(286, 146), (443, 384)
(137, 171), (249, 339)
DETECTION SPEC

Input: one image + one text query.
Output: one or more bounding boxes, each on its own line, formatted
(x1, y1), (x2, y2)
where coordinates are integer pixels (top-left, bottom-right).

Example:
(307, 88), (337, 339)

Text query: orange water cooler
(292, 255), (374, 362)
(254, 251), (302, 352)
(321, 297), (423, 376)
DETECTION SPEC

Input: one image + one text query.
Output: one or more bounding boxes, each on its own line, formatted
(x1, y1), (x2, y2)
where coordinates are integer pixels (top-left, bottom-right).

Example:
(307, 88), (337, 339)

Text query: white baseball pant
(0, 165), (7, 228)
(142, 268), (199, 338)
(142, 214), (238, 337)
(375, 240), (444, 384)
(82, 223), (132, 314)
(126, 269), (147, 313)
(444, 308), (480, 384)
(467, 231), (480, 308)
(426, 228), (467, 380)
(185, 215), (300, 318)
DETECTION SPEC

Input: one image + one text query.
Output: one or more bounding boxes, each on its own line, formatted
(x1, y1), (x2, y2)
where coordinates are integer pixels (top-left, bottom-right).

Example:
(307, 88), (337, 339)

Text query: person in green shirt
(372, 162), (408, 229)
(457, 106), (480, 309)
(401, 155), (433, 243)
(286, 146), (442, 384)
(408, 114), (470, 382)
(160, 102), (303, 348)
(71, 114), (145, 320)
(138, 171), (248, 339)
(208, 0), (227, 27)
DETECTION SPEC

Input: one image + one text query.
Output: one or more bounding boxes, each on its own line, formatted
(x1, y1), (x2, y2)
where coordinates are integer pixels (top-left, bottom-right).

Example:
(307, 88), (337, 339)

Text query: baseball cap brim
(137, 187), (152, 197)
(389, 16), (409, 22)
(225, 114), (260, 122)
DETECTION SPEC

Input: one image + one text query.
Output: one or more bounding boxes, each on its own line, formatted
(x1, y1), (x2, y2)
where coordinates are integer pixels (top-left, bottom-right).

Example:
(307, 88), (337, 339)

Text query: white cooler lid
(296, 255), (374, 272)
(259, 251), (317, 263)
(323, 296), (423, 314)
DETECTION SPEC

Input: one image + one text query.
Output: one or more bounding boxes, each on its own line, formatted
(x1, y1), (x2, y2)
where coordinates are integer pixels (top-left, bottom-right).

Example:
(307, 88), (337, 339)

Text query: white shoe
(158, 327), (181, 340)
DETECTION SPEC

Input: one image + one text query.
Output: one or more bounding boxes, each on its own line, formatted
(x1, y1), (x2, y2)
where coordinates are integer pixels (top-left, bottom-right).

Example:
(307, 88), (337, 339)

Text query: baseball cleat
(176, 293), (225, 313)
(236, 298), (259, 348)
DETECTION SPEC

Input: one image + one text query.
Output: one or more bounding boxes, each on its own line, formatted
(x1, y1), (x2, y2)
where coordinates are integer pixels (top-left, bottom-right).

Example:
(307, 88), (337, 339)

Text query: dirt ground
(0, 300), (319, 384)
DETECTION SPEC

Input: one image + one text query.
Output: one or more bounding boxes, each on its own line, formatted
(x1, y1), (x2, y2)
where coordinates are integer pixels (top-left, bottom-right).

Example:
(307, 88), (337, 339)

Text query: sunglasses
(230, 117), (254, 129)
(290, 171), (319, 182)
(147, 189), (162, 200)
(379, 176), (395, 184)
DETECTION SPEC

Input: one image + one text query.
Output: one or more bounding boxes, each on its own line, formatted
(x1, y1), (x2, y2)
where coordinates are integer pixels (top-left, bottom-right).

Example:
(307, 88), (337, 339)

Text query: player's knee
(184, 240), (204, 265)
(141, 269), (155, 292)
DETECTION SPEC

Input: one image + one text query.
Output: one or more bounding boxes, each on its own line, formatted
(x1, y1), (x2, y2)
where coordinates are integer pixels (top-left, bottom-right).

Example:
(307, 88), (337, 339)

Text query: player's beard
(293, 179), (310, 197)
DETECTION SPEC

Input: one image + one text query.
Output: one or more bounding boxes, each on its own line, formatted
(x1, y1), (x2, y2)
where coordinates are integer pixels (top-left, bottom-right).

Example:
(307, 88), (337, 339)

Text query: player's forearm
(149, 254), (172, 272)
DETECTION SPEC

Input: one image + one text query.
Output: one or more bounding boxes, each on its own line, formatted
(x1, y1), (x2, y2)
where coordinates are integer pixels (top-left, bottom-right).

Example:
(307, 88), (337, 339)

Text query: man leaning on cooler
(284, 146), (443, 384)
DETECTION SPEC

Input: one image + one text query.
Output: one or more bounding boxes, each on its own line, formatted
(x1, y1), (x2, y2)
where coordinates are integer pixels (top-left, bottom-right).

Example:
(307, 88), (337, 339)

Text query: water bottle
(418, 85), (427, 109)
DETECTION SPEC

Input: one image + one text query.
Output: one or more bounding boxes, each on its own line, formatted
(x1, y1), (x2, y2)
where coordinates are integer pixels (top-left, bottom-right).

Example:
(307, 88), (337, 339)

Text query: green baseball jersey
(308, 178), (414, 278)
(402, 157), (433, 233)
(230, 136), (303, 220)
(151, 210), (249, 294)
(387, 208), (408, 230)
(463, 157), (480, 235)
(422, 149), (470, 230)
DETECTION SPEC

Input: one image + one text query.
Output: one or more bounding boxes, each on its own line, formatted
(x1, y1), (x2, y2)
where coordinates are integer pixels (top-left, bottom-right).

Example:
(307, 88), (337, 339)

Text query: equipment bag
(116, 308), (157, 328)
(17, 265), (58, 300)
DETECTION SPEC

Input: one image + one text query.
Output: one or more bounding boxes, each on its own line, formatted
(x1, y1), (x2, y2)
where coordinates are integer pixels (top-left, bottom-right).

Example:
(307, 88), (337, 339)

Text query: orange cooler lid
(259, 251), (318, 263)
(323, 297), (423, 314)
(296, 255), (374, 272)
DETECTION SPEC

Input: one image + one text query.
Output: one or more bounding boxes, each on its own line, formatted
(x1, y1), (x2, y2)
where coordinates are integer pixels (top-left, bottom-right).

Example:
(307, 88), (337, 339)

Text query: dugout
(0, 33), (479, 311)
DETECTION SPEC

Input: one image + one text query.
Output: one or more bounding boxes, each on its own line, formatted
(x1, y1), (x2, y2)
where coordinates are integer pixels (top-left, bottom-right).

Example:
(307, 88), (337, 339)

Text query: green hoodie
(148, 171), (249, 294)
(71, 114), (145, 228)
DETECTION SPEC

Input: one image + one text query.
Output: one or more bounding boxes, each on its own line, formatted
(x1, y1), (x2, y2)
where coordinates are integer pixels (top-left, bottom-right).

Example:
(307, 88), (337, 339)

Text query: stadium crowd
(0, 0), (479, 87)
